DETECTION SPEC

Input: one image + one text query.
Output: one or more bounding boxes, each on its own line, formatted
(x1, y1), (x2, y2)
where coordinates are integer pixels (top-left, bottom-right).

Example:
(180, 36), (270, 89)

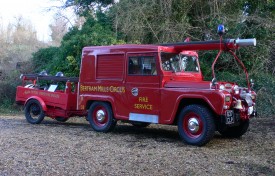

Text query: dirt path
(0, 115), (274, 175)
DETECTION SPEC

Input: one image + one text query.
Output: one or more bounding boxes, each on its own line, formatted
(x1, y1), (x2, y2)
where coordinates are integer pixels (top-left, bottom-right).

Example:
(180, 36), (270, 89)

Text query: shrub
(0, 70), (21, 113)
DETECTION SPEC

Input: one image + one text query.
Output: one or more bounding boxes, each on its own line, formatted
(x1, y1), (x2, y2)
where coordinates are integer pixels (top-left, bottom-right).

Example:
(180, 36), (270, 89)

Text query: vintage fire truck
(16, 26), (257, 146)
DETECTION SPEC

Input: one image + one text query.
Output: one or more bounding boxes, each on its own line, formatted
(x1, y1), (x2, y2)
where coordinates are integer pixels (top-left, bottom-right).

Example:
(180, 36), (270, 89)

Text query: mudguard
(24, 96), (47, 112)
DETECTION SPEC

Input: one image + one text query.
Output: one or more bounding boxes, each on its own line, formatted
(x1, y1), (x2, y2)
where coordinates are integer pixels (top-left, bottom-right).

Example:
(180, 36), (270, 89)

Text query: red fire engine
(16, 26), (257, 146)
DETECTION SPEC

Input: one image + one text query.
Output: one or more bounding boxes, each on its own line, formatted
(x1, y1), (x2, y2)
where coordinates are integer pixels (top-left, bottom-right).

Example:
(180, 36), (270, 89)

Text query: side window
(128, 56), (157, 75)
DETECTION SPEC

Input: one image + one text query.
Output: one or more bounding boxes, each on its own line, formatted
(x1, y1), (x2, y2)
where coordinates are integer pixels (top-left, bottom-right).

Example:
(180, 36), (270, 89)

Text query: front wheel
(177, 105), (215, 146)
(87, 102), (117, 132)
(218, 120), (249, 138)
(25, 99), (45, 124)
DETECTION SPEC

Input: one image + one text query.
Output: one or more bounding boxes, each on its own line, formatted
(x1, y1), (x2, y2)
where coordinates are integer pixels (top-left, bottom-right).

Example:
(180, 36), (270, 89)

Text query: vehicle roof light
(217, 24), (225, 36)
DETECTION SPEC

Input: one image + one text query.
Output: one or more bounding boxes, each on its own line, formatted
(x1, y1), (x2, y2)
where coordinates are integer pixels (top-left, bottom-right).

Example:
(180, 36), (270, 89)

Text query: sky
(0, 0), (74, 42)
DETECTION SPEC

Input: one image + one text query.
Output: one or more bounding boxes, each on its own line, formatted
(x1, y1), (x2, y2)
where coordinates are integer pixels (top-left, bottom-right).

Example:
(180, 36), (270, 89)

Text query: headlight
(219, 84), (225, 90)
(225, 95), (231, 102)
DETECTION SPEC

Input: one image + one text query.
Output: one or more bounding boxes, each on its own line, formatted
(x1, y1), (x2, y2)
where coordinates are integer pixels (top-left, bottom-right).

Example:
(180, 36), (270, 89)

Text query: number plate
(225, 110), (235, 124)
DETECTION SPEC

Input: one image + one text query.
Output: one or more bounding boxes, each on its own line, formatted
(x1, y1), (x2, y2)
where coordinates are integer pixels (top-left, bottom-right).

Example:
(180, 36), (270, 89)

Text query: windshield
(161, 52), (199, 72)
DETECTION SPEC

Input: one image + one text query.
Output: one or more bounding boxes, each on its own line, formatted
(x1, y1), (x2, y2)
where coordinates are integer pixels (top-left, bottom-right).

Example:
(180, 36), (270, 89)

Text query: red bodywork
(16, 39), (256, 125)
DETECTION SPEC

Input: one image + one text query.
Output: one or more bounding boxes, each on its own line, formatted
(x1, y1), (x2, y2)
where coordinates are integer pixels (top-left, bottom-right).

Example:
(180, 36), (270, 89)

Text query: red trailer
(16, 28), (257, 146)
(16, 75), (87, 123)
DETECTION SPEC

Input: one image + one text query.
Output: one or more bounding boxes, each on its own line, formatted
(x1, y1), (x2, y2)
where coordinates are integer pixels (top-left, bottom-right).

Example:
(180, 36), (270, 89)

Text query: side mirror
(212, 78), (218, 84)
(211, 78), (218, 88)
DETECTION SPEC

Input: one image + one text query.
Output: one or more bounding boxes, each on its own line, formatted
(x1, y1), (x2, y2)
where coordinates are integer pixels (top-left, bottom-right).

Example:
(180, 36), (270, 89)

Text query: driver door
(125, 53), (161, 123)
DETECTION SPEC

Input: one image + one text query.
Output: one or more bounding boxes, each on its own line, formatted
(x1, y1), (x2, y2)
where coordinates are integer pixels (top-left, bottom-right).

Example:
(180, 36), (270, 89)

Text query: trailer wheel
(25, 99), (45, 124)
(131, 121), (150, 128)
(218, 120), (249, 138)
(55, 117), (69, 122)
(177, 105), (215, 146)
(88, 102), (117, 132)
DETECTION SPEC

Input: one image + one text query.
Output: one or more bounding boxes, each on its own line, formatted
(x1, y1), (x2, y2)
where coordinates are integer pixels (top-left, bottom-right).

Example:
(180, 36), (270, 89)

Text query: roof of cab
(82, 44), (173, 55)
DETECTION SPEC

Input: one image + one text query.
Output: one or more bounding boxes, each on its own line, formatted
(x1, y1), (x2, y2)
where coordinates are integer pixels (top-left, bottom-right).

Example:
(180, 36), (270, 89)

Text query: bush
(251, 73), (275, 117)
(0, 70), (21, 113)
(32, 47), (60, 73)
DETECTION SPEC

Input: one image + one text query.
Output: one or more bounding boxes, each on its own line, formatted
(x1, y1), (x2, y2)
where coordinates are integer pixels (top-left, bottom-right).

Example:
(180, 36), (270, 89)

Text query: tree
(49, 15), (68, 46)
(64, 0), (113, 14)
(0, 16), (45, 108)
(33, 11), (123, 76)
(110, 0), (194, 43)
(0, 16), (43, 71)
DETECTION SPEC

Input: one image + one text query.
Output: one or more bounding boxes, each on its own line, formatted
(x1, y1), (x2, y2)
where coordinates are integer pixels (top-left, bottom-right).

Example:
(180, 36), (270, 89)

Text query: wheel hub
(188, 118), (200, 133)
(96, 110), (106, 122)
(31, 105), (40, 116)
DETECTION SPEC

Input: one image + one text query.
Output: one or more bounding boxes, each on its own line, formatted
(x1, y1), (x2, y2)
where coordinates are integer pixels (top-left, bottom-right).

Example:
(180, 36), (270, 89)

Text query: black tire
(24, 99), (45, 124)
(131, 121), (150, 128)
(177, 105), (215, 146)
(55, 117), (69, 122)
(87, 102), (117, 132)
(218, 120), (249, 138)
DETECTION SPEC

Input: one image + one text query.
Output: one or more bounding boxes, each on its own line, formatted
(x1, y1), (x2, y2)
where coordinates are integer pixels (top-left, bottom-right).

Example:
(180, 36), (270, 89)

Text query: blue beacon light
(217, 24), (225, 35)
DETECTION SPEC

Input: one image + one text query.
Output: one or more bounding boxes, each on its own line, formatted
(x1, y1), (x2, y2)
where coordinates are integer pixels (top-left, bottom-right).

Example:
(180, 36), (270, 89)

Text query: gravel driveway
(0, 115), (274, 175)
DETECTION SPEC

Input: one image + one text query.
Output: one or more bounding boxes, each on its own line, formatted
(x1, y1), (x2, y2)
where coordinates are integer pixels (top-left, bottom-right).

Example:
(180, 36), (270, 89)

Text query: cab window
(128, 56), (157, 75)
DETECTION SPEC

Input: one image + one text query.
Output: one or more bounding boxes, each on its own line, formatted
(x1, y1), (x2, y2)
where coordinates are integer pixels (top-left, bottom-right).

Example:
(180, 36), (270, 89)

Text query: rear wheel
(218, 120), (249, 138)
(55, 117), (69, 122)
(25, 99), (45, 124)
(177, 105), (215, 146)
(88, 102), (116, 132)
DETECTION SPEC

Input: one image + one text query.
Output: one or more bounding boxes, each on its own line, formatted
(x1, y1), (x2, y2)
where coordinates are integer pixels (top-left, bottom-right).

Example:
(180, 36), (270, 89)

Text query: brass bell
(234, 100), (243, 109)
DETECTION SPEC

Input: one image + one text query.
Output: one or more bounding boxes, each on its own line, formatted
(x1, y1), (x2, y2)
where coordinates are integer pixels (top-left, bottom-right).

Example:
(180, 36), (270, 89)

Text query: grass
(0, 104), (23, 115)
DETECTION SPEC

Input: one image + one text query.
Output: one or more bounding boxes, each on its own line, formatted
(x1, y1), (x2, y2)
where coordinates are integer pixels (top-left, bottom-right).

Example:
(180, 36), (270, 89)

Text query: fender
(80, 94), (128, 120)
(170, 93), (224, 122)
(81, 94), (116, 110)
(25, 96), (47, 112)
